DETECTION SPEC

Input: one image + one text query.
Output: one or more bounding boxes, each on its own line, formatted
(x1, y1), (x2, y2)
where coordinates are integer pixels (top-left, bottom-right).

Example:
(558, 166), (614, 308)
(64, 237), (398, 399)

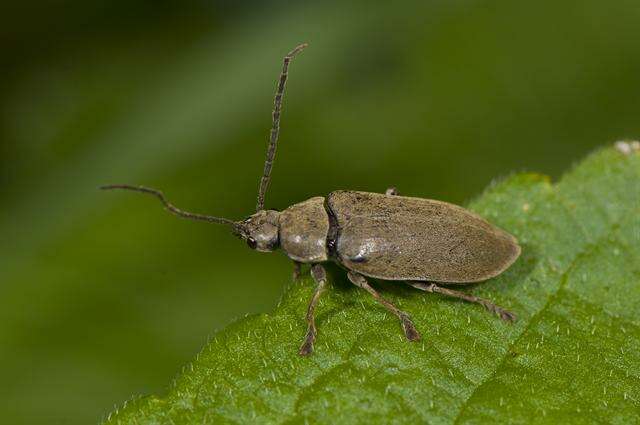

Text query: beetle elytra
(102, 43), (521, 356)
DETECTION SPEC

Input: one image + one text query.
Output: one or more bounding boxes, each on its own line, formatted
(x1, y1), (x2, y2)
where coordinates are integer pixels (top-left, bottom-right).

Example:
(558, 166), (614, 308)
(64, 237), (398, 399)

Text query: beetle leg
(408, 282), (517, 322)
(292, 260), (303, 281)
(299, 264), (327, 356)
(385, 187), (399, 196)
(347, 271), (420, 341)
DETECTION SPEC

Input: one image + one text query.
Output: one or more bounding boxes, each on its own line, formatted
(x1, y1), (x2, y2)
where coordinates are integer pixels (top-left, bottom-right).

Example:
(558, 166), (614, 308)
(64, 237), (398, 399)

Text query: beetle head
(236, 210), (280, 252)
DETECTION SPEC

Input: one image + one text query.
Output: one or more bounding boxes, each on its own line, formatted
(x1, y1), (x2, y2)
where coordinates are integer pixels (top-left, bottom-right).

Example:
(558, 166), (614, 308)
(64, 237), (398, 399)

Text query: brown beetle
(102, 43), (520, 356)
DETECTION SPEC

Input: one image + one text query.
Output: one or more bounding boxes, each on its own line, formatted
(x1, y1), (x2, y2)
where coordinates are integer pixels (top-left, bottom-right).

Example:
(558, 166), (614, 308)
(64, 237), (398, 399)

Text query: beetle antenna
(100, 184), (238, 229)
(256, 42), (308, 212)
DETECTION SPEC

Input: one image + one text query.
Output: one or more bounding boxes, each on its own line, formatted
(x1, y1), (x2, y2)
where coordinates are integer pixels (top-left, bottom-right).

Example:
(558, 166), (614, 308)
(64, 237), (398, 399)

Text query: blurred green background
(1, 1), (639, 423)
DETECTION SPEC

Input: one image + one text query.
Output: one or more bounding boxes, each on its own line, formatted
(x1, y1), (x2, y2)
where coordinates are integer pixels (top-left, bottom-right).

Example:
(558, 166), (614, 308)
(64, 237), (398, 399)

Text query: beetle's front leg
(292, 260), (303, 281)
(347, 271), (420, 341)
(407, 281), (517, 322)
(299, 264), (327, 356)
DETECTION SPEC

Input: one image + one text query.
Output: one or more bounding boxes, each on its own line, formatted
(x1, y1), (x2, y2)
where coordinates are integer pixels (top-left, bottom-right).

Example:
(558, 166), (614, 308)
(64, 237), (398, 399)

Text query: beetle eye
(246, 237), (257, 249)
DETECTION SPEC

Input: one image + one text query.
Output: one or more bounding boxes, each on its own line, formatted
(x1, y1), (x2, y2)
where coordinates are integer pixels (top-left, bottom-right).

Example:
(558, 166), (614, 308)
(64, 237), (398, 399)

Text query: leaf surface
(107, 144), (640, 424)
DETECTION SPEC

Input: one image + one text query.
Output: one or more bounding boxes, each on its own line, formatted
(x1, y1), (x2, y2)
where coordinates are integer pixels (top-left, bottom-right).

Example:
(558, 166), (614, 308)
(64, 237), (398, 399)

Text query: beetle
(102, 43), (521, 356)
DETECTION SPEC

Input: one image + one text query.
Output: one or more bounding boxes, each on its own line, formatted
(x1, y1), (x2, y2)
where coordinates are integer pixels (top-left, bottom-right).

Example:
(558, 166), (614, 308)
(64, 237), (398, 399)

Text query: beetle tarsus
(348, 271), (421, 342)
(490, 305), (517, 322)
(475, 298), (517, 322)
(299, 329), (316, 356)
(408, 281), (516, 323)
(400, 313), (421, 341)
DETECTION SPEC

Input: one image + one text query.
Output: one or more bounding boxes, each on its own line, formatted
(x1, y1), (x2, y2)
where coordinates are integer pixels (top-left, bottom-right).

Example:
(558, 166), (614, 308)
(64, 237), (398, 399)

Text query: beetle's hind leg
(347, 271), (420, 341)
(299, 264), (327, 356)
(408, 282), (516, 322)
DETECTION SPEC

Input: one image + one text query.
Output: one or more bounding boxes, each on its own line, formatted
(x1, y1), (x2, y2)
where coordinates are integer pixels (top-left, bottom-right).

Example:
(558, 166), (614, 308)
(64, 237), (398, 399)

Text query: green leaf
(106, 144), (640, 424)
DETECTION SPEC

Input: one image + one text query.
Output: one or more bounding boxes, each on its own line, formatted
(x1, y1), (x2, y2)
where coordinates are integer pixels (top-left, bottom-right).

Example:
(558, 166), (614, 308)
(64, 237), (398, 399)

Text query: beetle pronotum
(102, 43), (520, 356)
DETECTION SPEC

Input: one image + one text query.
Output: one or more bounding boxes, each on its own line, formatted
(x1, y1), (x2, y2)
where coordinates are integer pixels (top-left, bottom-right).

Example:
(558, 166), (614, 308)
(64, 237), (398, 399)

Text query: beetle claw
(299, 329), (316, 356)
(484, 301), (517, 322)
(497, 309), (517, 322)
(299, 341), (313, 356)
(401, 316), (421, 341)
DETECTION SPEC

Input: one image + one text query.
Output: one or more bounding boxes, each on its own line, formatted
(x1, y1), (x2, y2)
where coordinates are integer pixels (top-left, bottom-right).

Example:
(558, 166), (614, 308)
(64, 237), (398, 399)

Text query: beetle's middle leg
(347, 271), (420, 341)
(407, 281), (517, 322)
(299, 264), (327, 356)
